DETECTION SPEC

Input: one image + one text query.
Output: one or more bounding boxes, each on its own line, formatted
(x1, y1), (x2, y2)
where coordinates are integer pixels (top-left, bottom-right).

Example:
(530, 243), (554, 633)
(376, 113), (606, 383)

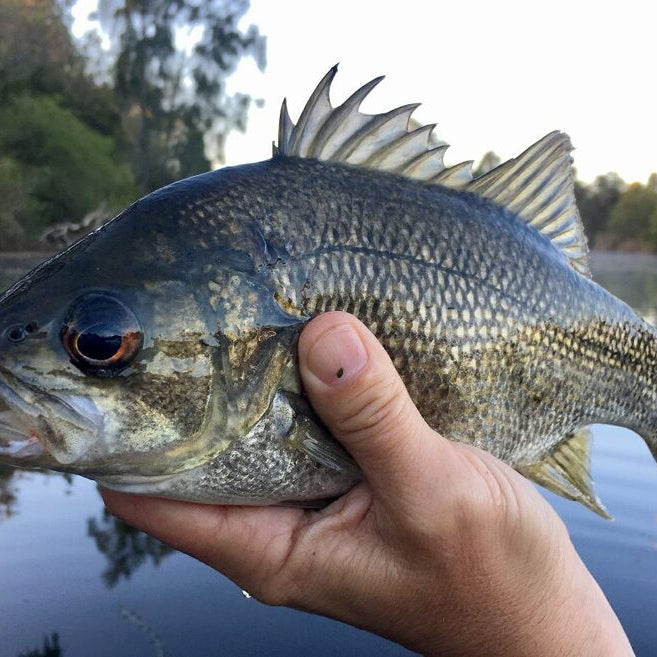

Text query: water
(0, 252), (656, 657)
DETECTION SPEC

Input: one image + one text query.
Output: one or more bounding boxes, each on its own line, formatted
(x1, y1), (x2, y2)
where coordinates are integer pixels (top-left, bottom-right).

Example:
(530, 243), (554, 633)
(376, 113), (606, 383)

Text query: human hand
(102, 312), (634, 657)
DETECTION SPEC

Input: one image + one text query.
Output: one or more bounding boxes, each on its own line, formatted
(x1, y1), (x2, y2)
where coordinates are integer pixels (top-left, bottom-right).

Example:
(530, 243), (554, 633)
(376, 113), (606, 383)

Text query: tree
(608, 182), (657, 249)
(0, 0), (137, 248)
(0, 0), (121, 136)
(93, 0), (266, 191)
(473, 151), (501, 178)
(647, 172), (657, 193)
(0, 0), (74, 99)
(574, 172), (626, 246)
(0, 94), (137, 246)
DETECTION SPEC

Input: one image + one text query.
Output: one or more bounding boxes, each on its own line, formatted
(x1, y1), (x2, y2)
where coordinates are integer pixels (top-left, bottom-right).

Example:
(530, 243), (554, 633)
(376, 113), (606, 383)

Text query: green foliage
(0, 0), (266, 250)
(0, 95), (137, 245)
(574, 173), (626, 246)
(0, 157), (39, 248)
(609, 183), (657, 249)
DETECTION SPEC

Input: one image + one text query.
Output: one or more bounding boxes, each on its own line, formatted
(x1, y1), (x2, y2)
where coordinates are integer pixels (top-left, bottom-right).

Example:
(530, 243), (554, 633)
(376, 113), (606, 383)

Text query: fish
(1, 66), (656, 518)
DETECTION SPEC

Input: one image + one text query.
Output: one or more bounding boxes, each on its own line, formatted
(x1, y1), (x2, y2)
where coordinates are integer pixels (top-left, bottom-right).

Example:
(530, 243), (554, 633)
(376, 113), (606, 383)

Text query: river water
(0, 252), (656, 657)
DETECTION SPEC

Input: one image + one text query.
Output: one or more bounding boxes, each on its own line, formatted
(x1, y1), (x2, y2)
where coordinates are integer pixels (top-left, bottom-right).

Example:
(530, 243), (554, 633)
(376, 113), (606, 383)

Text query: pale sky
(75, 0), (657, 184)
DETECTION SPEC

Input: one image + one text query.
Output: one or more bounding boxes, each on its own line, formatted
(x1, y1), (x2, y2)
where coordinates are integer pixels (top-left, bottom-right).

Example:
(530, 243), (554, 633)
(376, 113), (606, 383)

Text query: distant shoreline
(589, 251), (657, 274)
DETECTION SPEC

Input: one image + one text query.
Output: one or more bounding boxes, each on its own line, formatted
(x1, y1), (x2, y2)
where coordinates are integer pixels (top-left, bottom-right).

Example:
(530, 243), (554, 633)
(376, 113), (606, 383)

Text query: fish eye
(61, 293), (143, 378)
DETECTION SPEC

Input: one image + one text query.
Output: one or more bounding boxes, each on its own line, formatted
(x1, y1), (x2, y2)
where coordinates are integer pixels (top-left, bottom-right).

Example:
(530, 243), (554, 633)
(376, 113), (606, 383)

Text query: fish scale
(253, 156), (655, 465)
(0, 69), (656, 516)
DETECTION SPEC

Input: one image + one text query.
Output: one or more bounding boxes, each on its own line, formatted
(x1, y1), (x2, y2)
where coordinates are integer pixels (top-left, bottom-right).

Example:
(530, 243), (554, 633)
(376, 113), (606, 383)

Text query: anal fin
(517, 428), (612, 520)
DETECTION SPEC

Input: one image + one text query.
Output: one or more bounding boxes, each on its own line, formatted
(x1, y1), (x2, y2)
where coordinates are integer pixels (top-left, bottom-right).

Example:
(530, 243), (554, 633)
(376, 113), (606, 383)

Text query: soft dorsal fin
(277, 65), (473, 188)
(467, 132), (591, 277)
(277, 67), (590, 276)
(517, 428), (611, 519)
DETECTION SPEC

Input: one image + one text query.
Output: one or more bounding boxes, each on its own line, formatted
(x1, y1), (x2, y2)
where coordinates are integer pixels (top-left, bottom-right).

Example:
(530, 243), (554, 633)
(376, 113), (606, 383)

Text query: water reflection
(0, 464), (19, 519)
(119, 607), (168, 657)
(0, 466), (172, 584)
(87, 506), (174, 588)
(0, 467), (72, 522)
(17, 633), (63, 657)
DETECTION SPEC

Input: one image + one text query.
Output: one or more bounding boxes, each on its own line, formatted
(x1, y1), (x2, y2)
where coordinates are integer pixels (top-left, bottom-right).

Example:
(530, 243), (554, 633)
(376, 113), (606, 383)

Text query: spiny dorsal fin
(277, 68), (590, 276)
(277, 65), (473, 188)
(467, 132), (591, 277)
(518, 428), (611, 519)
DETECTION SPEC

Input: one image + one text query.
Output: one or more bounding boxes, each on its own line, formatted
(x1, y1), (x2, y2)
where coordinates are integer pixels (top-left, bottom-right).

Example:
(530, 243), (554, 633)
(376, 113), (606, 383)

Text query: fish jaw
(0, 405), (44, 461)
(0, 364), (105, 469)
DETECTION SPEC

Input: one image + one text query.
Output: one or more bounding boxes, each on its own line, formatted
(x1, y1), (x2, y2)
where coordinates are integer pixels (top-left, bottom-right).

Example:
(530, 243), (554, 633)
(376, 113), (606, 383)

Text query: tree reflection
(18, 632), (63, 657)
(0, 464), (19, 519)
(87, 507), (174, 588)
(0, 466), (72, 522)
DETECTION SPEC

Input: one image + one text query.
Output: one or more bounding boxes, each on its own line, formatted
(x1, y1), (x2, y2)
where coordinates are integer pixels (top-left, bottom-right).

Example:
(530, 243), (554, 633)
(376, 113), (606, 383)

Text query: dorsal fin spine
(312, 76), (384, 159)
(365, 124), (435, 170)
(278, 99), (293, 154)
(336, 104), (419, 164)
(289, 66), (336, 155)
(401, 146), (449, 179)
(277, 68), (590, 276)
(277, 66), (469, 186)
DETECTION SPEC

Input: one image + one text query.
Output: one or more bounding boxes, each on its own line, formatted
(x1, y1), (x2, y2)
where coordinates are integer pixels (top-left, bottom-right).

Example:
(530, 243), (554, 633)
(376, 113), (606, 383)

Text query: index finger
(101, 489), (305, 589)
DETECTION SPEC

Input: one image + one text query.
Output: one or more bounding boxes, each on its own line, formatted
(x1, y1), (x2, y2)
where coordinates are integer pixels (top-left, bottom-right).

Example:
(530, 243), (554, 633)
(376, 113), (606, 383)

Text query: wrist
(399, 522), (634, 657)
(538, 545), (635, 657)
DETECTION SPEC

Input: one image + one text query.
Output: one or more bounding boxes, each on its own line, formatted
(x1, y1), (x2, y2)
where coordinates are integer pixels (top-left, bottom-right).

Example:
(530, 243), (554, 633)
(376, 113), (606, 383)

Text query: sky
(74, 0), (657, 184)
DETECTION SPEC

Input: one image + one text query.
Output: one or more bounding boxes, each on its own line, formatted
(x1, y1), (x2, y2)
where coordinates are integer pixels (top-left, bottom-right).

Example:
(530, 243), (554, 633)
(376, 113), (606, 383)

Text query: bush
(0, 94), (137, 247)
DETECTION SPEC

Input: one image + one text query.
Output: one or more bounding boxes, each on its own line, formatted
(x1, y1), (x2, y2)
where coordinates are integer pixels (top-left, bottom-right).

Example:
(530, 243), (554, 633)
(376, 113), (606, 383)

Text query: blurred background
(0, 0), (656, 252)
(1, 1), (656, 656)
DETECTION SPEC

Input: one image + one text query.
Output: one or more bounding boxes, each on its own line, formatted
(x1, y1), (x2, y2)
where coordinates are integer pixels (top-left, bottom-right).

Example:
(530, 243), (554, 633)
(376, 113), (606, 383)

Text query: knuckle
(251, 535), (315, 609)
(448, 445), (520, 536)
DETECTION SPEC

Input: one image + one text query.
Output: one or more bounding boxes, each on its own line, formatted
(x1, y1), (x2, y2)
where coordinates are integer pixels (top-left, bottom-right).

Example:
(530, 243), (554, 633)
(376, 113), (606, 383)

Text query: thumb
(298, 311), (449, 505)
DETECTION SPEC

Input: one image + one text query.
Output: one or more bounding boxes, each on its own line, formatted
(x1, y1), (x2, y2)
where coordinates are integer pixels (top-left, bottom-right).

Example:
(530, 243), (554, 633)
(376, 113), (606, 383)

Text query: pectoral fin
(282, 391), (359, 475)
(517, 428), (612, 520)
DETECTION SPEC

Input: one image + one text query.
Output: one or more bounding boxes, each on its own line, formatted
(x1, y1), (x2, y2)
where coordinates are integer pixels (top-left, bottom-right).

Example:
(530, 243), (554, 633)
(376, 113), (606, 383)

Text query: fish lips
(0, 373), (44, 462)
(0, 365), (104, 467)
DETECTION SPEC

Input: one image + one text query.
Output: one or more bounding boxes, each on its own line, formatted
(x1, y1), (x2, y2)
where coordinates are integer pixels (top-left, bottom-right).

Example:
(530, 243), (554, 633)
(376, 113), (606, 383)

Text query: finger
(298, 311), (453, 507)
(101, 489), (306, 597)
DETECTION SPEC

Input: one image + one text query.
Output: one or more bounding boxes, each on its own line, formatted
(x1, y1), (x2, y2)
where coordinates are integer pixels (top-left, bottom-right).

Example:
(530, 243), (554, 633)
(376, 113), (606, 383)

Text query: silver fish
(1, 66), (655, 517)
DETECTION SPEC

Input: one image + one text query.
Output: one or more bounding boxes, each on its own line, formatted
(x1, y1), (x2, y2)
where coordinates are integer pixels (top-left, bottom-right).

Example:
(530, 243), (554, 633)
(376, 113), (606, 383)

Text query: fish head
(0, 195), (222, 478)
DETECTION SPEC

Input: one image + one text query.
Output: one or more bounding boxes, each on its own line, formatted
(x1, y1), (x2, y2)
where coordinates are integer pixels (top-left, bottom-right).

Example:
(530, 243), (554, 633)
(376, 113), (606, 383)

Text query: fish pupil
(77, 330), (122, 362)
(61, 292), (143, 377)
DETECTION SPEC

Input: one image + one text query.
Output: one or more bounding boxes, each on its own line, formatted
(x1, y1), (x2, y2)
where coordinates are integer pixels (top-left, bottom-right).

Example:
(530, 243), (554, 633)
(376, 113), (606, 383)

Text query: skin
(103, 311), (635, 656)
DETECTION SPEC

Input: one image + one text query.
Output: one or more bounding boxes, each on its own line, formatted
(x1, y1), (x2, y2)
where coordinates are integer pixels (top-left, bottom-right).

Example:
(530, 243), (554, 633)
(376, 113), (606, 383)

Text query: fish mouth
(0, 380), (44, 460)
(0, 365), (104, 466)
